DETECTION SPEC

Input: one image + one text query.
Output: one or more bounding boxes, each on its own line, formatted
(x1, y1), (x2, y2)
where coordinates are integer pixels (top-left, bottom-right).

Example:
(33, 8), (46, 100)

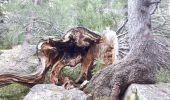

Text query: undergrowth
(0, 84), (29, 99)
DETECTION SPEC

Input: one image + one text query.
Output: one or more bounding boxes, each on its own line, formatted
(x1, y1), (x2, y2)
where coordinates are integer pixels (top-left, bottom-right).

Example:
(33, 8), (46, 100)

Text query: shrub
(0, 84), (29, 99)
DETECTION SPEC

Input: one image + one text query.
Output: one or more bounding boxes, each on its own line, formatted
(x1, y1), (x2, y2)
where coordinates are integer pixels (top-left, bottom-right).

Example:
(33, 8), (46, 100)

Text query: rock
(123, 83), (170, 100)
(24, 84), (89, 100)
(0, 45), (39, 74)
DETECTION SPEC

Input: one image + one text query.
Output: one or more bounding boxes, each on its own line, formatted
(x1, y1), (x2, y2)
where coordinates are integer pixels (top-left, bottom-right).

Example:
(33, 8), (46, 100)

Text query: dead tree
(37, 27), (118, 84)
(37, 27), (102, 84)
(84, 0), (170, 99)
(0, 26), (117, 88)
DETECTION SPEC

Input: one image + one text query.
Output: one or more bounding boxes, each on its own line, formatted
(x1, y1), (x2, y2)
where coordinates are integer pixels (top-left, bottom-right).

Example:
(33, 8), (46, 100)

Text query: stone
(123, 83), (170, 100)
(24, 84), (89, 100)
(0, 45), (39, 74)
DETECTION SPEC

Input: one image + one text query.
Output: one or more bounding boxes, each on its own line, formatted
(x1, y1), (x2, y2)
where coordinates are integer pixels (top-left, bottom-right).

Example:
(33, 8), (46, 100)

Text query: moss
(60, 64), (81, 80)
(0, 83), (29, 99)
(126, 94), (139, 100)
(127, 96), (130, 100)
(135, 93), (139, 100)
(48, 88), (64, 92)
(135, 90), (139, 100)
(65, 96), (70, 100)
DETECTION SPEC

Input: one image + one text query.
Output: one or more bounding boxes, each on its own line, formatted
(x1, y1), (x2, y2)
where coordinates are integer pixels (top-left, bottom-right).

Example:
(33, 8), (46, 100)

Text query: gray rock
(0, 45), (39, 74)
(24, 84), (89, 100)
(123, 83), (170, 100)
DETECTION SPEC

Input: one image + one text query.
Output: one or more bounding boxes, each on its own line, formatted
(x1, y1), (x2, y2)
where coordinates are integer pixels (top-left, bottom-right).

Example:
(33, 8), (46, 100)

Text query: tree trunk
(0, 64), (50, 87)
(84, 0), (170, 99)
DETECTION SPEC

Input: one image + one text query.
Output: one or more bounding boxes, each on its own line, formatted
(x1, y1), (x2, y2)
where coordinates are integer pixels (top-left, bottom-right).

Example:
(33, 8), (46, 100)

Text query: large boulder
(123, 83), (170, 100)
(0, 45), (39, 74)
(24, 84), (89, 100)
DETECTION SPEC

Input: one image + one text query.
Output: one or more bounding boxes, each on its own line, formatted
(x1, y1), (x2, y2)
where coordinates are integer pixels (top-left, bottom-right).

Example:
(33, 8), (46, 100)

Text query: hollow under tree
(84, 0), (170, 99)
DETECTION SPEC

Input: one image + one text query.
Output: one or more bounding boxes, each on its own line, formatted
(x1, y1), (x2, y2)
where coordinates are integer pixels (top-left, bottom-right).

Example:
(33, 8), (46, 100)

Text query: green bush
(60, 64), (81, 80)
(0, 31), (24, 49)
(77, 0), (113, 32)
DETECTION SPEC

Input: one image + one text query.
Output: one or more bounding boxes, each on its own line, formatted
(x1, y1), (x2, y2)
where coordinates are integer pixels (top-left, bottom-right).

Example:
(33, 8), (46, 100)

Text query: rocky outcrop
(24, 84), (89, 100)
(123, 83), (170, 100)
(0, 45), (39, 75)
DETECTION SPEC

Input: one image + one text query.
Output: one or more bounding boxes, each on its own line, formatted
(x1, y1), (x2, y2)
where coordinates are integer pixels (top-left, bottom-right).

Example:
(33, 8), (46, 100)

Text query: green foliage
(77, 0), (113, 32)
(0, 0), (126, 49)
(156, 68), (170, 83)
(0, 0), (79, 49)
(60, 64), (81, 80)
(92, 59), (105, 75)
(0, 31), (24, 49)
(60, 59), (105, 81)
(0, 83), (29, 99)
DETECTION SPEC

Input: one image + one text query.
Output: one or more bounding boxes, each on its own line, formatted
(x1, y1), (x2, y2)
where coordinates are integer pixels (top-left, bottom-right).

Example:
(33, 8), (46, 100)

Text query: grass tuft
(0, 83), (29, 99)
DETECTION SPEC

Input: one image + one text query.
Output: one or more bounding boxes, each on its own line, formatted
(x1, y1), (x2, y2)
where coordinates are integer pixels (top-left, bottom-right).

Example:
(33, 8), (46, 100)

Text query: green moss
(0, 83), (29, 99)
(60, 64), (81, 80)
(48, 88), (65, 92)
(135, 93), (139, 100)
(135, 90), (139, 100)
(126, 91), (139, 100)
(65, 96), (70, 100)
(127, 96), (130, 100)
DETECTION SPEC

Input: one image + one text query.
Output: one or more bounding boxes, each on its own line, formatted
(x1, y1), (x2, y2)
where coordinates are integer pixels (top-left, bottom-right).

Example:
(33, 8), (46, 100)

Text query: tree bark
(84, 0), (170, 99)
(0, 26), (104, 87)
(0, 64), (50, 87)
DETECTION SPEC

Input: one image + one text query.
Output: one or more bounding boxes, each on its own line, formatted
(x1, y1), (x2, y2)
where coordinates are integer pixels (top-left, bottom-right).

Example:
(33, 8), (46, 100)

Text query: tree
(84, 0), (170, 99)
(0, 0), (170, 99)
